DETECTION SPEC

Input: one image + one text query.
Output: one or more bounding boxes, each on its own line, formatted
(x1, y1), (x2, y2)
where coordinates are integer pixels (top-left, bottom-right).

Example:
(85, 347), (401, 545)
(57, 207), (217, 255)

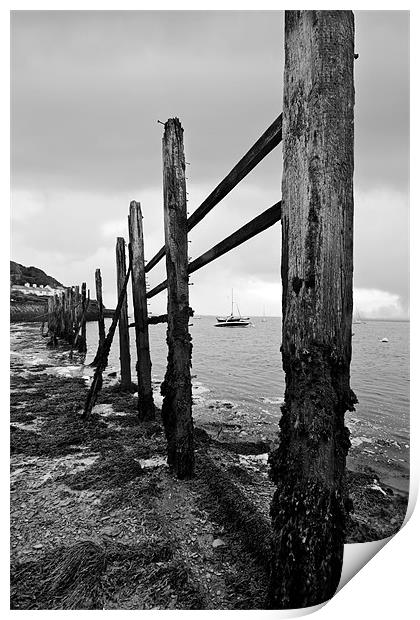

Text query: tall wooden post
(74, 285), (80, 325)
(83, 262), (132, 418)
(52, 294), (58, 335)
(48, 294), (58, 346)
(59, 292), (65, 338)
(160, 118), (194, 479)
(77, 282), (87, 353)
(91, 268), (106, 366)
(128, 201), (155, 420)
(116, 237), (131, 390)
(69, 287), (75, 340)
(269, 11), (356, 608)
(65, 287), (72, 342)
(62, 289), (67, 339)
(87, 288), (91, 321)
(47, 296), (53, 333)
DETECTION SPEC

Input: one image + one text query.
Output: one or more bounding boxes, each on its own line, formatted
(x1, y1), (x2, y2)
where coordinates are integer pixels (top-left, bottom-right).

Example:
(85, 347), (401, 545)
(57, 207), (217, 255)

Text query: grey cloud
(11, 11), (283, 194)
(354, 11), (409, 191)
(11, 11), (409, 318)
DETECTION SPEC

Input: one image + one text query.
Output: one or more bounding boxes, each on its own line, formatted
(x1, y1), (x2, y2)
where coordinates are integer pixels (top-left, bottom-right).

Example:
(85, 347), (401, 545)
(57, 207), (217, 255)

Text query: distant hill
(10, 260), (114, 322)
(10, 261), (64, 288)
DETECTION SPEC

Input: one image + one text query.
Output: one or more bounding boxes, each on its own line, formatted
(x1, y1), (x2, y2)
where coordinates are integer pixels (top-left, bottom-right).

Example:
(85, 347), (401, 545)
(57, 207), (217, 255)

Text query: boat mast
(231, 288), (234, 316)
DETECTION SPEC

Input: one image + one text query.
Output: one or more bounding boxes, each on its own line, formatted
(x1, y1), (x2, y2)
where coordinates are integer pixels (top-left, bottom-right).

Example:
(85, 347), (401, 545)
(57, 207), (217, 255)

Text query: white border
(3, 3), (418, 619)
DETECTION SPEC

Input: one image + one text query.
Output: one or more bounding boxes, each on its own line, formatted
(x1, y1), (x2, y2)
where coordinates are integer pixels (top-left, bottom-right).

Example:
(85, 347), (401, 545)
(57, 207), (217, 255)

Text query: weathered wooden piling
(82, 261), (132, 418)
(48, 293), (60, 346)
(47, 296), (53, 333)
(116, 237), (131, 390)
(58, 291), (65, 338)
(62, 289), (67, 339)
(160, 118), (194, 479)
(65, 287), (73, 342)
(91, 268), (106, 366)
(128, 201), (155, 420)
(69, 287), (75, 340)
(74, 285), (80, 328)
(269, 11), (356, 608)
(77, 283), (87, 353)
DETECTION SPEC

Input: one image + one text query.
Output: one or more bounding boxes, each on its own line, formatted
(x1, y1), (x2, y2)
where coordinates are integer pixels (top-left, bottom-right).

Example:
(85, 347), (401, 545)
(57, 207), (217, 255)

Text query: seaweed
(60, 452), (144, 490)
(11, 539), (176, 610)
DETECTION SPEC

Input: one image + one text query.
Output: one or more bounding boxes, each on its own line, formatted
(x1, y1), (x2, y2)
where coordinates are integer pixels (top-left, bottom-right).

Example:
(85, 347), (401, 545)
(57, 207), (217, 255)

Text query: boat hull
(214, 321), (250, 327)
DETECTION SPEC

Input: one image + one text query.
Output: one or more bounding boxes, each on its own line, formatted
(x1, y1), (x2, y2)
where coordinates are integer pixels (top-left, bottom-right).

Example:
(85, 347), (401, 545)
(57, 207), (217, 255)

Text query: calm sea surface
(82, 316), (409, 491)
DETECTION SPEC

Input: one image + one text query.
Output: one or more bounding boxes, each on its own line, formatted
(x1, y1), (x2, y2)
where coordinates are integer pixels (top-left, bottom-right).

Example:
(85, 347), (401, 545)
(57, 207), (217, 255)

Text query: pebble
(212, 538), (226, 548)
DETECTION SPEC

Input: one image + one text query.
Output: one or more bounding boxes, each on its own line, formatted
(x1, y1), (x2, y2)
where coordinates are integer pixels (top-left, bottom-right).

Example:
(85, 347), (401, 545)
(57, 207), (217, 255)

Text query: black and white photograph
(9, 8), (410, 611)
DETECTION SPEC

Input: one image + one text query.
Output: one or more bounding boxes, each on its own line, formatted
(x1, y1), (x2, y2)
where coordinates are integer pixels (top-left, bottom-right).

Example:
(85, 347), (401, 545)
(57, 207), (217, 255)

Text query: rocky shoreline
(10, 323), (408, 610)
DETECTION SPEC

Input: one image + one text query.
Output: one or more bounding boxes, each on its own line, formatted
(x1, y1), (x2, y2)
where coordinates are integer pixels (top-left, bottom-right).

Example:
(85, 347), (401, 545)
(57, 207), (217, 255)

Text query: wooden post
(65, 287), (72, 342)
(81, 283), (87, 348)
(71, 286), (80, 349)
(74, 285), (80, 327)
(47, 296), (53, 333)
(59, 292), (65, 338)
(47, 294), (58, 346)
(77, 282), (87, 353)
(62, 289), (67, 339)
(160, 118), (194, 479)
(116, 237), (131, 390)
(69, 287), (75, 340)
(269, 11), (356, 608)
(91, 268), (106, 366)
(82, 261), (132, 418)
(128, 201), (155, 420)
(50, 292), (60, 345)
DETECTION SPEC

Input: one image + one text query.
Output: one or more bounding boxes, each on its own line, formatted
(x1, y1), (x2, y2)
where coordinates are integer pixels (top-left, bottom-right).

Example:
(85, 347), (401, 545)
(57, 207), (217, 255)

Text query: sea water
(11, 317), (408, 493)
(82, 316), (409, 493)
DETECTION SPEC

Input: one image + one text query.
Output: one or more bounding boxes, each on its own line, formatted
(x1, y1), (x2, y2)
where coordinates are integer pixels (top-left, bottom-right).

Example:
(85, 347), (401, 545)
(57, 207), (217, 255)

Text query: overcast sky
(11, 10), (409, 318)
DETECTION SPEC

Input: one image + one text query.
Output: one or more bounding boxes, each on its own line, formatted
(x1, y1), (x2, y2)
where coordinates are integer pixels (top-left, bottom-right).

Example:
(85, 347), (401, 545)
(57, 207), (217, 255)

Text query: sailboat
(215, 290), (250, 328)
(262, 306), (267, 323)
(353, 308), (366, 325)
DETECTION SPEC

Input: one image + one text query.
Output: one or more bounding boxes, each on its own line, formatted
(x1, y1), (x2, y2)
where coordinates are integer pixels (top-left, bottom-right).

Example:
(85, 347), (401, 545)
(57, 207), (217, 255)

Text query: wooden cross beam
(144, 114), (283, 273)
(146, 201), (281, 299)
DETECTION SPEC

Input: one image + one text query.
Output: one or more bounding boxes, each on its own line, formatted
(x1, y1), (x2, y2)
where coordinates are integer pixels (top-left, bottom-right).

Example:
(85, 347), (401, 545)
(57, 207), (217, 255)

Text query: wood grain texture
(160, 118), (194, 479)
(128, 201), (155, 420)
(116, 238), (131, 390)
(269, 10), (357, 609)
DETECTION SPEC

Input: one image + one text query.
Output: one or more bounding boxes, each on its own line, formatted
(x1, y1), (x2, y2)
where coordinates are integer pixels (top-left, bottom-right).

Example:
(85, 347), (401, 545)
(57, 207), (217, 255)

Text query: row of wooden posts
(46, 283), (88, 354)
(85, 116), (284, 479)
(47, 112), (284, 478)
(45, 10), (356, 609)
